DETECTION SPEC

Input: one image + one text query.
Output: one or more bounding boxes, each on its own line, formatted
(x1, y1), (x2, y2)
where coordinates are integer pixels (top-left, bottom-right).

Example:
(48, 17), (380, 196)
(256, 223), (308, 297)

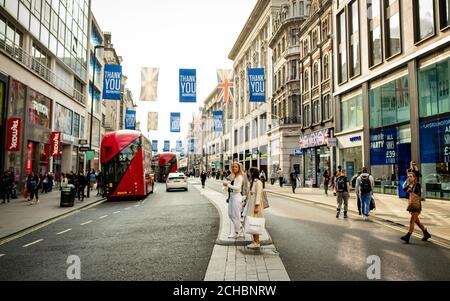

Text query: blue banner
(179, 69), (196, 102)
(170, 112), (181, 133)
(420, 116), (450, 164)
(152, 140), (158, 153)
(125, 109), (136, 130)
(176, 140), (182, 152)
(213, 111), (223, 132)
(188, 139), (195, 153)
(370, 128), (398, 166)
(102, 64), (122, 100)
(164, 140), (170, 152)
(248, 68), (266, 102)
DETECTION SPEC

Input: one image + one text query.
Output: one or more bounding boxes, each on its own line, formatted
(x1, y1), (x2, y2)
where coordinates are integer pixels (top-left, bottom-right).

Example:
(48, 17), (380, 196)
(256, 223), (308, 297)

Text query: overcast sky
(91, 0), (257, 151)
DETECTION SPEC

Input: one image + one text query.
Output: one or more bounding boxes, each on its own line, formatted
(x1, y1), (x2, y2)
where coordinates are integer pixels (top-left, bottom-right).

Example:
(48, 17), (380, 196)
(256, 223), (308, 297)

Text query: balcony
(0, 37), (85, 105)
(286, 45), (300, 57)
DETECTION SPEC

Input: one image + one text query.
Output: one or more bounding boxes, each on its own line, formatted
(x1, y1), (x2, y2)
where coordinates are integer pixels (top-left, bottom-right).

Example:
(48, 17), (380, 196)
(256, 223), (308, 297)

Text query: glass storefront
(304, 146), (331, 188)
(340, 146), (363, 181)
(419, 57), (450, 117)
(419, 116), (450, 200)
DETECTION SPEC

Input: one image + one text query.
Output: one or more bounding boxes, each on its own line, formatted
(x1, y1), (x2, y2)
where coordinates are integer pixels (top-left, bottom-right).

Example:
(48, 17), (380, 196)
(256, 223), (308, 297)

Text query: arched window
(313, 62), (319, 87)
(304, 69), (309, 91)
(323, 54), (329, 80)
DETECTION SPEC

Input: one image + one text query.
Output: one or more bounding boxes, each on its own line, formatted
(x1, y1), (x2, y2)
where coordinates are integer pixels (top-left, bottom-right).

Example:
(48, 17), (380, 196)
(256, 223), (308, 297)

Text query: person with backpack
(335, 170), (350, 219)
(351, 171), (362, 215)
(355, 167), (375, 220)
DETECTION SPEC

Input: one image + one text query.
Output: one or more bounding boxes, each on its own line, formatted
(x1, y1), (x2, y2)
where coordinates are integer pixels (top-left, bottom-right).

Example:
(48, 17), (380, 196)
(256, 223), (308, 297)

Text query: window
(312, 100), (320, 124)
(234, 129), (238, 146)
(312, 29), (318, 48)
(369, 75), (410, 128)
(303, 104), (311, 127)
(322, 17), (329, 40)
(291, 60), (297, 80)
(368, 0), (382, 66)
(440, 0), (450, 29)
(313, 62), (319, 87)
(419, 58), (450, 117)
(385, 0), (401, 57)
(341, 94), (363, 131)
(252, 118), (258, 139)
(282, 66), (286, 83)
(303, 38), (308, 56)
(322, 95), (332, 120)
(349, 0), (361, 76)
(337, 10), (347, 83)
(259, 113), (267, 135)
(245, 124), (250, 142)
(292, 1), (297, 17)
(414, 0), (435, 41)
(291, 28), (298, 46)
(304, 68), (310, 91)
(323, 54), (329, 80)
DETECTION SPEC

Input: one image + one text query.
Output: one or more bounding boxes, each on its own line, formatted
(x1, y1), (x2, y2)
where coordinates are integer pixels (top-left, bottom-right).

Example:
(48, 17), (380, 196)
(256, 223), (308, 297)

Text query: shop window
(341, 94), (363, 131)
(419, 58), (450, 117)
(27, 88), (52, 129)
(369, 75), (410, 128)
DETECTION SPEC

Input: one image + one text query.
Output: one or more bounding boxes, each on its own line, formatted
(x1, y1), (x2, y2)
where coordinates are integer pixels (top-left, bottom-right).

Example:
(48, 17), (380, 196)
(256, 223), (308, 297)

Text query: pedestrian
(277, 168), (284, 188)
(260, 169), (266, 189)
(323, 170), (330, 196)
(290, 169), (300, 193)
(10, 181), (17, 199)
(200, 170), (207, 189)
(407, 161), (422, 179)
(330, 171), (338, 196)
(27, 172), (40, 205)
(351, 171), (362, 215)
(245, 167), (264, 249)
(335, 170), (350, 219)
(400, 172), (432, 244)
(355, 167), (375, 220)
(223, 162), (244, 239)
(48, 172), (54, 192)
(240, 170), (251, 219)
(270, 171), (276, 185)
(96, 171), (104, 196)
(77, 171), (87, 201)
(89, 169), (96, 191)
(0, 172), (10, 204)
(41, 173), (49, 193)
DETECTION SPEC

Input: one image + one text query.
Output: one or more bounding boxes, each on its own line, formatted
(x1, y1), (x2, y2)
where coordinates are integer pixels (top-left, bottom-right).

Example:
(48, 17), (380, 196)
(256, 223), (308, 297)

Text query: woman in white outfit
(246, 167), (264, 249)
(223, 162), (245, 239)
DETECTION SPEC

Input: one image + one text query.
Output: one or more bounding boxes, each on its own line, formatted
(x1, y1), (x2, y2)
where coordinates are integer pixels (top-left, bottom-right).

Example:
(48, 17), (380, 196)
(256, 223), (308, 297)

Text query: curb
(194, 183), (273, 247)
(266, 190), (450, 249)
(0, 197), (107, 246)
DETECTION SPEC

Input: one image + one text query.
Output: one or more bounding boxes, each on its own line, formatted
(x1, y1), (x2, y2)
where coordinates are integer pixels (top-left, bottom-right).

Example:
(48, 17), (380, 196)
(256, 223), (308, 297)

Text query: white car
(166, 173), (188, 192)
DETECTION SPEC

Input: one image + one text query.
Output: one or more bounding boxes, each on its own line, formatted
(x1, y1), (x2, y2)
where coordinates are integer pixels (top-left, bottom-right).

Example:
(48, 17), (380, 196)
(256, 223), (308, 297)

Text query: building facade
(203, 88), (224, 173)
(228, 0), (281, 174)
(333, 0), (450, 200)
(1, 0), (90, 189)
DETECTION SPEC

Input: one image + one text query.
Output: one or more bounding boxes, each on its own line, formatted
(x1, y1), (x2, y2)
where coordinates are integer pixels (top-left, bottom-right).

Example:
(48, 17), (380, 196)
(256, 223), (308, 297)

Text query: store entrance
(304, 147), (331, 188)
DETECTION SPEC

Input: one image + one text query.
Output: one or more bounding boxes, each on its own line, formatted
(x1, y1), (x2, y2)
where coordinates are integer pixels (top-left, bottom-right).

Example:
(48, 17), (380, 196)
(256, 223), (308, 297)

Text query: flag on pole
(140, 67), (159, 101)
(216, 69), (234, 103)
(147, 112), (158, 131)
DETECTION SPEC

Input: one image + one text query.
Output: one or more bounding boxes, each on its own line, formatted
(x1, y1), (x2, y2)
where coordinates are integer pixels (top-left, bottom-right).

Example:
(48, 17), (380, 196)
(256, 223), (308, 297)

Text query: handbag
(370, 197), (376, 211)
(244, 216), (265, 235)
(407, 191), (423, 212)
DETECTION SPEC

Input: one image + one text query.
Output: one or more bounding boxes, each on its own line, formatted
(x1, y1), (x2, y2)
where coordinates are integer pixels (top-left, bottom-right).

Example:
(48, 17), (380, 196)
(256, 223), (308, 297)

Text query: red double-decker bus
(153, 152), (177, 182)
(101, 130), (154, 199)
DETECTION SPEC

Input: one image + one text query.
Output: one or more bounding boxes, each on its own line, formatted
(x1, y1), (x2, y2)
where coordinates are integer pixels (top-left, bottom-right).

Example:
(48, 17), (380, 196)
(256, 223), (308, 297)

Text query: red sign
(6, 118), (21, 152)
(50, 132), (61, 157)
(26, 142), (34, 174)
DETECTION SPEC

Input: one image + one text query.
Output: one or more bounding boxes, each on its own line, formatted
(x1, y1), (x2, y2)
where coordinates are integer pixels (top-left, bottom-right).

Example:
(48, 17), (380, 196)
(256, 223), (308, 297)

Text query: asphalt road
(205, 178), (450, 281)
(0, 183), (219, 281)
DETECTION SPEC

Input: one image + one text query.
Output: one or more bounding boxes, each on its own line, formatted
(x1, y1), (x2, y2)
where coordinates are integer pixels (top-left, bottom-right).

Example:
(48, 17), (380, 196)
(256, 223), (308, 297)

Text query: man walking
(355, 167), (375, 220)
(290, 169), (300, 194)
(351, 170), (362, 215)
(335, 170), (350, 219)
(200, 170), (207, 189)
(277, 168), (284, 188)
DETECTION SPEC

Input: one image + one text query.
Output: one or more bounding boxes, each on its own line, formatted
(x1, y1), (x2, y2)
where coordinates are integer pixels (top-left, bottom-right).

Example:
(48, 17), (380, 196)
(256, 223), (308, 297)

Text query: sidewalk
(0, 189), (105, 243)
(265, 183), (450, 245)
(191, 181), (290, 281)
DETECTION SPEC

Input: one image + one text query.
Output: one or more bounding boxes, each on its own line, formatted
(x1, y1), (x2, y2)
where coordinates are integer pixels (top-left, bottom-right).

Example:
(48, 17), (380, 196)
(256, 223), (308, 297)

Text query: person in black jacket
(77, 172), (88, 201)
(200, 170), (207, 189)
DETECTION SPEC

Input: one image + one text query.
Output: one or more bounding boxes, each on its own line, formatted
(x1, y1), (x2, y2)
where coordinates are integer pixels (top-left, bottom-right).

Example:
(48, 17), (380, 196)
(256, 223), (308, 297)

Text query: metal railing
(0, 37), (86, 105)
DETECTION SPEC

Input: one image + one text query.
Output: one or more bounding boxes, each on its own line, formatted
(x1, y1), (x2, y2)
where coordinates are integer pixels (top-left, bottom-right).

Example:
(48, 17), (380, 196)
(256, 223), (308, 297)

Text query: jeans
(360, 193), (372, 217)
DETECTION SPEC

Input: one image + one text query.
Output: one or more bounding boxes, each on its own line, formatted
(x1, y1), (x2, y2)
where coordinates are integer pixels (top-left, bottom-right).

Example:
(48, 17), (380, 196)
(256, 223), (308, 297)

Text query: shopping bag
(244, 216), (265, 235)
(262, 191), (270, 209)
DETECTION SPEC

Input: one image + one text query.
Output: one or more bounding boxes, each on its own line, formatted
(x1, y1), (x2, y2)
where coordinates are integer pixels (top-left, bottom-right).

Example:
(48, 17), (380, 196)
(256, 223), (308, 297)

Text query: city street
(204, 179), (450, 281)
(0, 183), (219, 281)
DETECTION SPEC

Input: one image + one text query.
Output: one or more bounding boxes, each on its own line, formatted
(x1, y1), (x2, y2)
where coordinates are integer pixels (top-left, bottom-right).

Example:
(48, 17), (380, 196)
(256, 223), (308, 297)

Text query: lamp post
(87, 45), (104, 198)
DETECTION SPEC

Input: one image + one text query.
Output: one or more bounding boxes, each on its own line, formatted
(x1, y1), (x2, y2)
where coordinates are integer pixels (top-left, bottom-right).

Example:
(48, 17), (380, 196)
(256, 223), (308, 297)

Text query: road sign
(79, 147), (90, 152)
(294, 149), (303, 156)
(86, 151), (94, 161)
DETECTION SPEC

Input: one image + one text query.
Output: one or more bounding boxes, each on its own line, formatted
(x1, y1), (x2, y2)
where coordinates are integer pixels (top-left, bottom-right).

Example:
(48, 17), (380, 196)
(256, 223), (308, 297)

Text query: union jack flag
(217, 69), (234, 103)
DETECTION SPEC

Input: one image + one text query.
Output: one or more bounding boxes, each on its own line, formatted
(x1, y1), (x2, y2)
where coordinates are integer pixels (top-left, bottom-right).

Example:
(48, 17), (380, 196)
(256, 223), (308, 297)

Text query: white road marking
(113, 211), (121, 214)
(125, 207), (131, 210)
(99, 215), (108, 219)
(23, 239), (44, 248)
(57, 229), (72, 235)
(0, 254), (5, 257)
(80, 221), (93, 226)
(134, 205), (140, 208)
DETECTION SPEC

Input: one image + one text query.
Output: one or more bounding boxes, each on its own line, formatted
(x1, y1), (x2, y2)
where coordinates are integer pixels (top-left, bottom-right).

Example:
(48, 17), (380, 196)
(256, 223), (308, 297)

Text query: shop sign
(6, 118), (21, 152)
(350, 136), (362, 142)
(50, 132), (61, 157)
(294, 149), (303, 156)
(327, 138), (338, 147)
(420, 116), (450, 164)
(370, 128), (398, 166)
(26, 142), (34, 174)
(62, 134), (75, 143)
(299, 129), (330, 149)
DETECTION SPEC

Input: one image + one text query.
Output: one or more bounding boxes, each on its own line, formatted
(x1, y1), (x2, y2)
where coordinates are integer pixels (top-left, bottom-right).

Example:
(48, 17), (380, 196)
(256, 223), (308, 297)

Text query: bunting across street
(140, 67), (159, 101)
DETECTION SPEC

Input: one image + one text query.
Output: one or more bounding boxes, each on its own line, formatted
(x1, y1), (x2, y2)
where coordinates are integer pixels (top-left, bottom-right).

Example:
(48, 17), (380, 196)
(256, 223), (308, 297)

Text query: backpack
(351, 176), (358, 188)
(336, 176), (346, 193)
(360, 175), (372, 193)
(29, 179), (37, 191)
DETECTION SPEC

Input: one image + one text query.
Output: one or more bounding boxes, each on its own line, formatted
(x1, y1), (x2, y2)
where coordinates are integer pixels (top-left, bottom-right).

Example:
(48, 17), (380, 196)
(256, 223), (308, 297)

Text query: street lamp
(87, 44), (104, 198)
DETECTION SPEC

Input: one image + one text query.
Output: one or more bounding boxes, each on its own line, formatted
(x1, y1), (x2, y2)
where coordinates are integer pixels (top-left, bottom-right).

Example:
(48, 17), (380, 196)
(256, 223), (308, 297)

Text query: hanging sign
(6, 118), (21, 152)
(102, 64), (122, 100)
(50, 132), (61, 157)
(248, 68), (266, 102)
(179, 69), (196, 102)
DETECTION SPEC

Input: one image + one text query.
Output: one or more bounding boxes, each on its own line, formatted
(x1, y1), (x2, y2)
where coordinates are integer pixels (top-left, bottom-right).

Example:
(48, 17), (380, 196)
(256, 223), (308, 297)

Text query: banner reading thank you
(248, 68), (266, 102)
(103, 64), (122, 100)
(179, 69), (196, 102)
(125, 110), (136, 130)
(164, 140), (170, 152)
(213, 111), (223, 132)
(170, 113), (181, 133)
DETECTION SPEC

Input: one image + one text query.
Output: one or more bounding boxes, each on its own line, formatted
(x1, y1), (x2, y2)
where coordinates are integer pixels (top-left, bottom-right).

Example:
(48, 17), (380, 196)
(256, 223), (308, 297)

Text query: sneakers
(247, 242), (261, 249)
